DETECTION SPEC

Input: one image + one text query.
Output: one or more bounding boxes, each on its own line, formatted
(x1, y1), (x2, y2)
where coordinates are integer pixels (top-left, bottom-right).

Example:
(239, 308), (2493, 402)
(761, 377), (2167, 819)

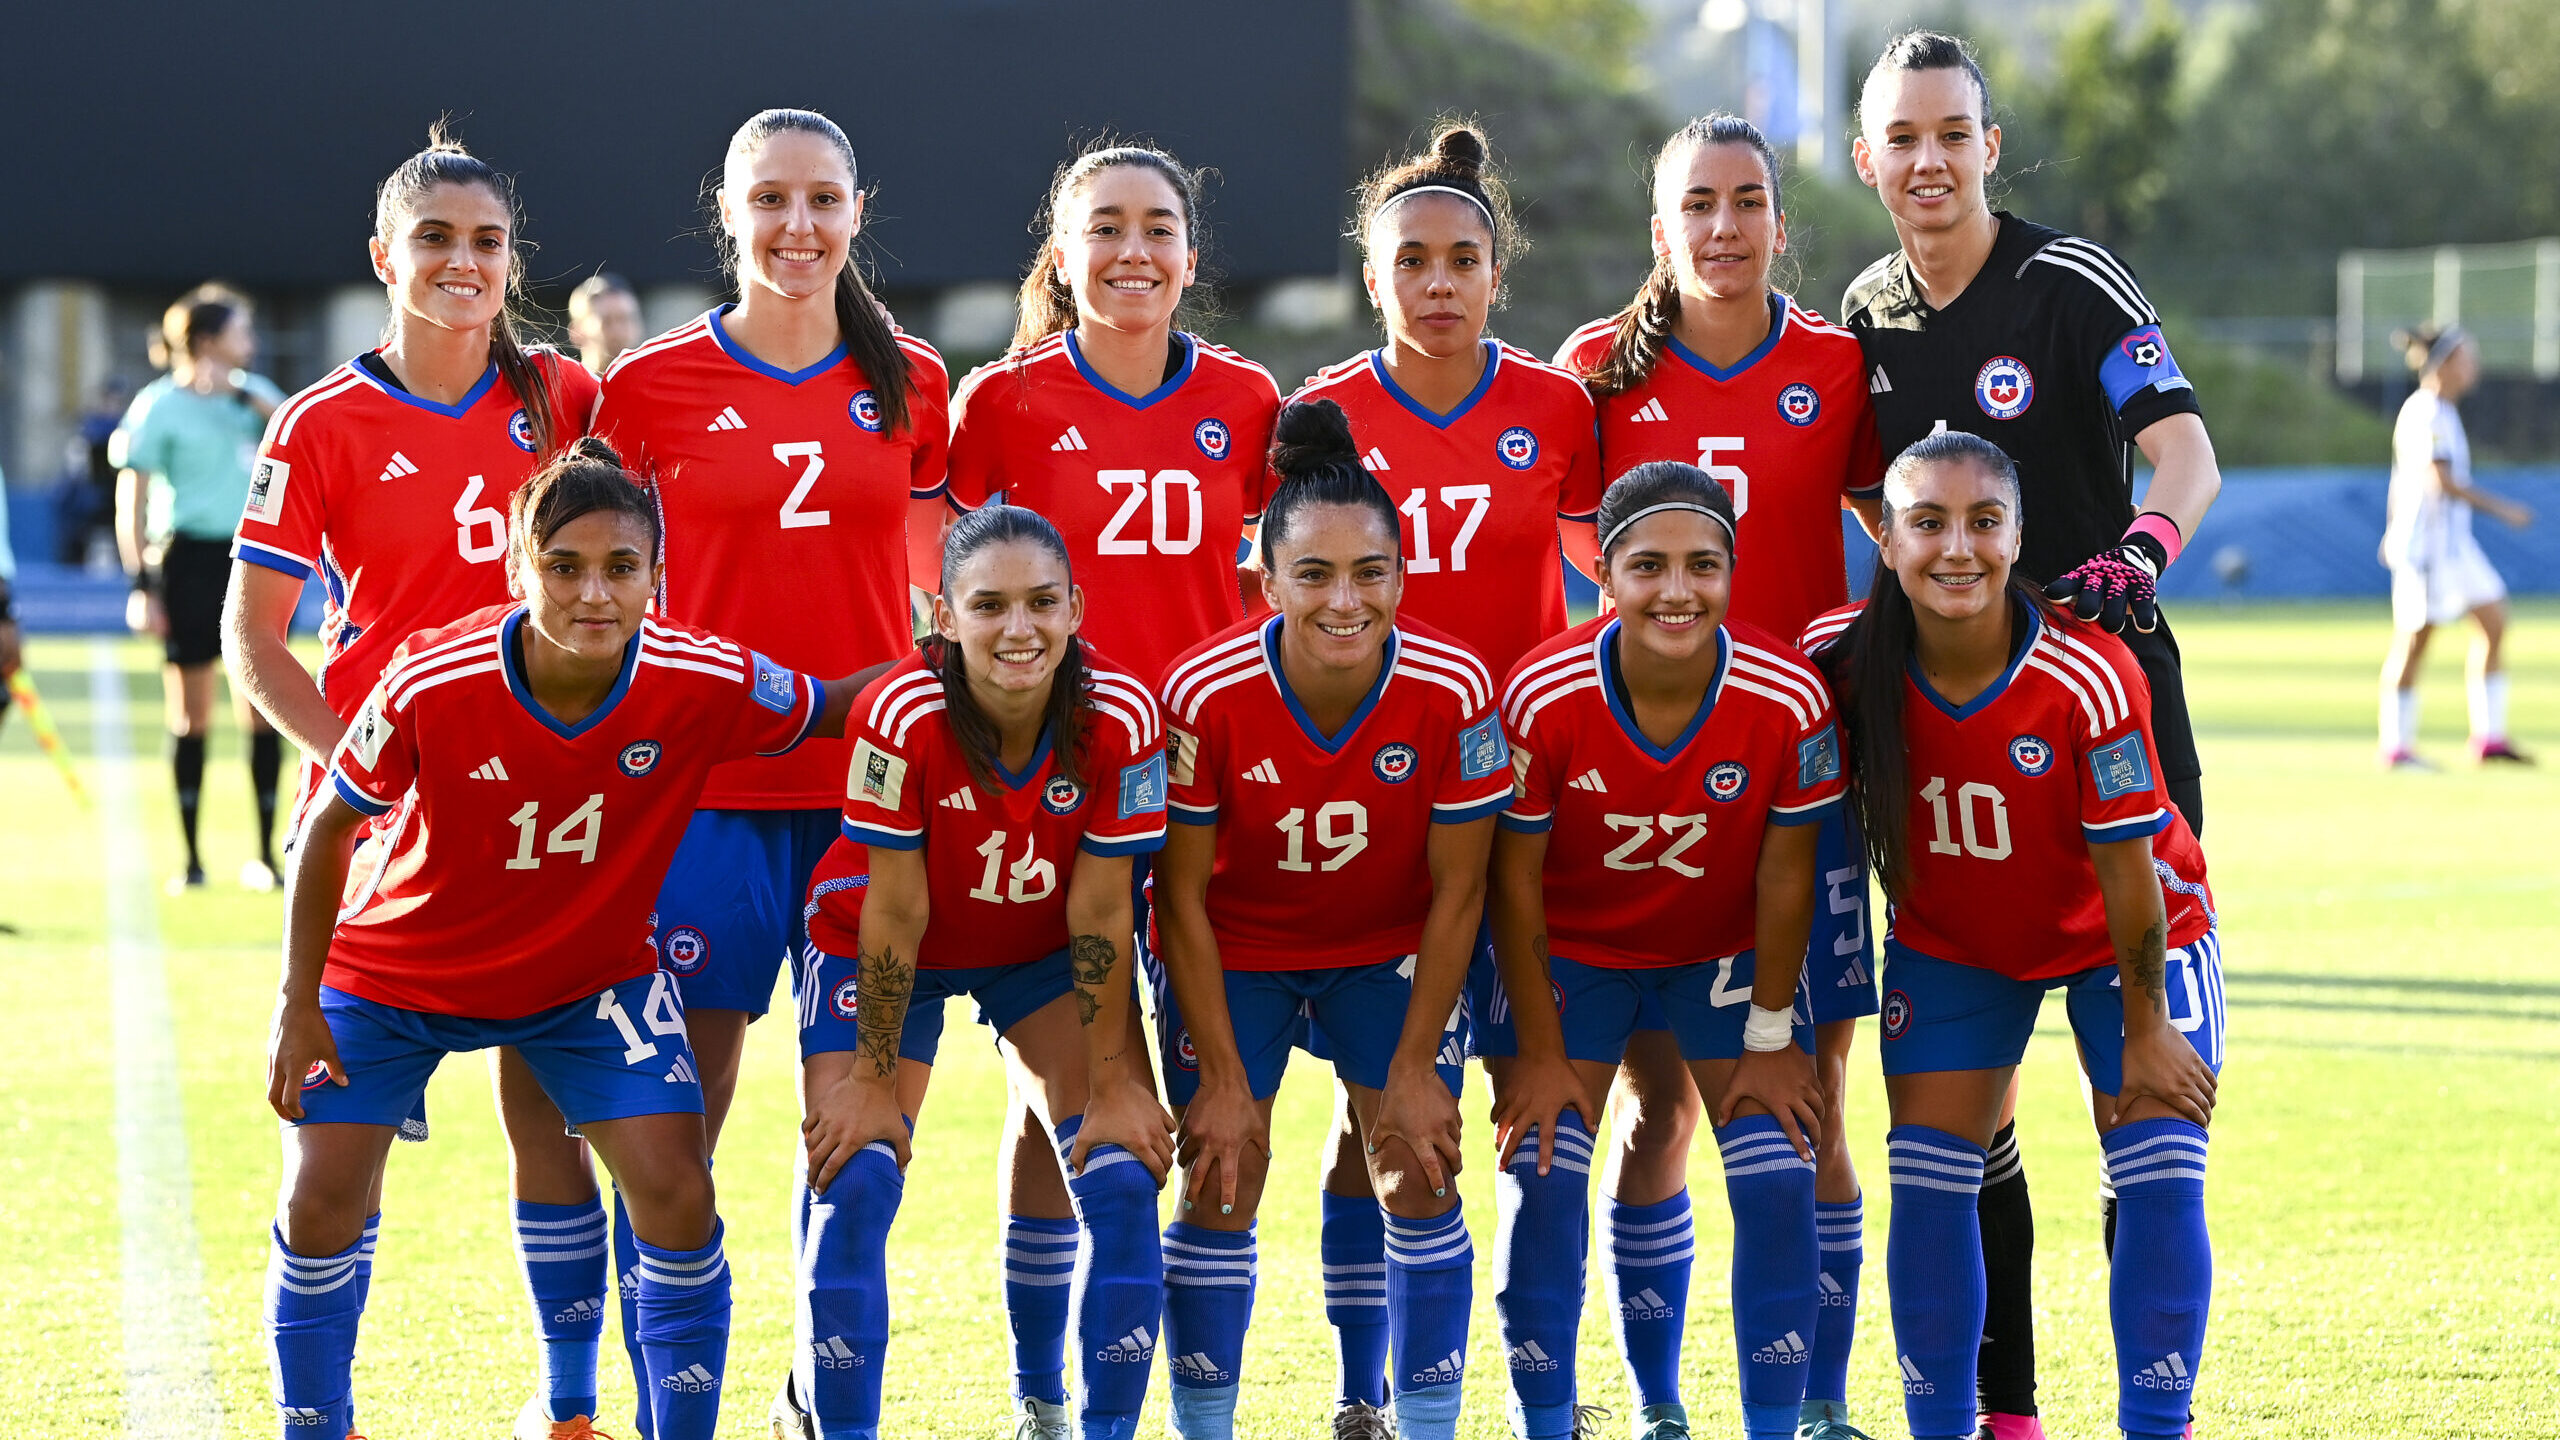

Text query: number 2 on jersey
(1398, 485), (1491, 574)
(775, 441), (829, 529)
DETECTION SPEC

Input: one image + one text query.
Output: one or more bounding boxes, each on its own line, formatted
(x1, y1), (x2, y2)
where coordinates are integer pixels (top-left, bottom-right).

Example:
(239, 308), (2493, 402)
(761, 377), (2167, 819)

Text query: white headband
(1376, 184), (1499, 245)
(1602, 501), (1736, 555)
(2423, 325), (2470, 374)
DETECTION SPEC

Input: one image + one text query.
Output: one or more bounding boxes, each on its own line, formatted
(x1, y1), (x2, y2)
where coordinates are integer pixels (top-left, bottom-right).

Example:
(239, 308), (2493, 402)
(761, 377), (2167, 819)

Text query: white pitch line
(94, 638), (224, 1436)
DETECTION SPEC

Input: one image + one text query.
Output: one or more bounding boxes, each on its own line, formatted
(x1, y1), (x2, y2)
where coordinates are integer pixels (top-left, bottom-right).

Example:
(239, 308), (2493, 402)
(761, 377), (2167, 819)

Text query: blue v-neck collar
(1909, 596), (2042, 722)
(1066, 330), (1197, 410)
(1599, 620), (1728, 762)
(708, 304), (847, 386)
(1368, 340), (1500, 429)
(1663, 293), (1789, 382)
(1261, 615), (1399, 753)
(501, 608), (640, 739)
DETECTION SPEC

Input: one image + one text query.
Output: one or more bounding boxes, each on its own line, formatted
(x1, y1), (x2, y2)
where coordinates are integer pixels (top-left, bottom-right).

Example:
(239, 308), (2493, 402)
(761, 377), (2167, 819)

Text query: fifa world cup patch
(1458, 715), (1509, 780)
(244, 457), (290, 522)
(851, 739), (907, 810)
(1797, 724), (1841, 788)
(346, 696), (393, 769)
(2090, 732), (2155, 799)
(750, 652), (798, 713)
(1167, 728), (1200, 788)
(1117, 753), (1168, 818)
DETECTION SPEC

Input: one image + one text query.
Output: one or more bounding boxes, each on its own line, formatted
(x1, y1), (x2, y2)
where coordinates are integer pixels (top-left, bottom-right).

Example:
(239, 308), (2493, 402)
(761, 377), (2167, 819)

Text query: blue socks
(1495, 1116), (1592, 1439)
(2105, 1119), (2211, 1440)
(1056, 1116), (1163, 1440)
(1603, 1189), (1694, 1412)
(633, 1222), (732, 1440)
(612, 1186), (652, 1440)
(1808, 1196), (1862, 1408)
(1885, 1127), (1987, 1440)
(1003, 1213), (1079, 1405)
(1383, 1202), (1473, 1440)
(1162, 1222), (1256, 1439)
(354, 1212), (379, 1309)
(801, 1143), (903, 1440)
(1319, 1190), (1390, 1407)
(514, 1196), (609, 1422)
(1719, 1116), (1819, 1440)
(266, 1224), (365, 1436)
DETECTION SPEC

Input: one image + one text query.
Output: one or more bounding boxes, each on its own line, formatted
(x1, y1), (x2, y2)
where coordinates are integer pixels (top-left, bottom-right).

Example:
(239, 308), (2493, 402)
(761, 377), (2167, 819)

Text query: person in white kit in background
(2377, 324), (2535, 768)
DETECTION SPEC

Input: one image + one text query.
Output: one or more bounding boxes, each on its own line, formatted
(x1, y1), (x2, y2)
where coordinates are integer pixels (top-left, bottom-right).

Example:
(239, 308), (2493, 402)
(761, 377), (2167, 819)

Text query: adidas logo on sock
(280, 1406), (332, 1427)
(1834, 957), (1870, 987)
(1629, 397), (1669, 422)
(1242, 758), (1281, 784)
(1507, 1340), (1560, 1373)
(1869, 366), (1893, 394)
(377, 452), (419, 483)
(1096, 1324), (1155, 1362)
(1361, 446), (1390, 472)
(1817, 1272), (1851, 1306)
(1170, 1351), (1233, 1383)
(665, 1056), (698, 1085)
(2133, 1352), (2193, 1391)
(1410, 1347), (1465, 1385)
(551, 1297), (605, 1325)
(1051, 426), (1089, 453)
(1752, 1330), (1810, 1365)
(618, 1270), (640, 1301)
(706, 406), (747, 432)
(1620, 1287), (1674, 1321)
(938, 787), (978, 810)
(659, 1362), (720, 1393)
(469, 756), (510, 781)
(1568, 767), (1607, 792)
(813, 1335), (866, 1369)
(1898, 1355), (1934, 1395)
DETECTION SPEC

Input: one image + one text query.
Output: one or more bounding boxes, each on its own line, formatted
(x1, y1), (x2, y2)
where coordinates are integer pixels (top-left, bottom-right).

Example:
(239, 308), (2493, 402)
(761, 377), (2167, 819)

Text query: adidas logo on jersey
(665, 1055), (698, 1085)
(812, 1335), (866, 1369)
(1411, 1348), (1465, 1386)
(1169, 1351), (1233, 1383)
(469, 757), (510, 781)
(1621, 1286), (1674, 1320)
(1752, 1330), (1810, 1365)
(1869, 366), (1893, 395)
(1898, 1355), (1934, 1394)
(551, 1298), (606, 1326)
(377, 452), (418, 483)
(1095, 1324), (1155, 1361)
(706, 406), (747, 432)
(2133, 1352), (2193, 1390)
(1051, 426), (1090, 453)
(1242, 759), (1281, 784)
(1507, 1340), (1560, 1372)
(1568, 768), (1607, 792)
(660, 1363), (720, 1393)
(1628, 398), (1669, 422)
(939, 788), (979, 811)
(1360, 446), (1390, 472)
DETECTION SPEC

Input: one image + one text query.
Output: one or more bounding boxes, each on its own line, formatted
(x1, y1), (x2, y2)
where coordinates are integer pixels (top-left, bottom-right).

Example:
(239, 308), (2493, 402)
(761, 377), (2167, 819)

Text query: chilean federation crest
(1372, 742), (1419, 784)
(508, 408), (536, 452)
(849, 389), (884, 433)
(1777, 382), (1821, 427)
(1495, 426), (1540, 470)
(1705, 760), (1750, 802)
(1194, 417), (1231, 461)
(1974, 356), (2034, 420)
(2009, 734), (2055, 777)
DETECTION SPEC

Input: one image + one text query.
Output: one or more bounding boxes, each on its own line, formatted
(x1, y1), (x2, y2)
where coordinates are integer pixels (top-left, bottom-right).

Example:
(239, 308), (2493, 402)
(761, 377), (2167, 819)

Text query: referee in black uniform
(1840, 32), (2224, 1440)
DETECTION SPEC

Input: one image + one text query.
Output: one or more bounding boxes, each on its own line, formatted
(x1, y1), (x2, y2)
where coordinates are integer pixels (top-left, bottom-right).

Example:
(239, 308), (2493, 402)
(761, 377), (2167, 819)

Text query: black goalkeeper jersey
(1841, 213), (2202, 587)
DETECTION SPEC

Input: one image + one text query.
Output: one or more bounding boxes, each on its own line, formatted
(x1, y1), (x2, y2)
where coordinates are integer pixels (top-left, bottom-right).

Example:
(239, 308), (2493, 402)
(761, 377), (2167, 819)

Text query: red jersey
(947, 331), (1281, 685)
(1557, 295), (1885, 641)
(1162, 616), (1512, 971)
(805, 648), (1168, 969)
(1501, 618), (1844, 967)
(1799, 598), (2213, 981)
(591, 307), (950, 810)
(324, 606), (824, 1017)
(233, 350), (600, 723)
(1290, 342), (1603, 679)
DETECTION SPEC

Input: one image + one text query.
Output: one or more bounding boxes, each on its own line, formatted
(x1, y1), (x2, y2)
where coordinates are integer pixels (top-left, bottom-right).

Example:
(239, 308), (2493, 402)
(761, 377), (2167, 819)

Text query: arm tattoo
(855, 944), (915, 1079)
(1070, 933), (1118, 1027)
(2127, 921), (2169, 1014)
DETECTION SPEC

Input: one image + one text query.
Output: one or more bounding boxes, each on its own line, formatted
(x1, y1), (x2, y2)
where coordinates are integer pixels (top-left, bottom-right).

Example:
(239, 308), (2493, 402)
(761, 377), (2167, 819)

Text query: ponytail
(1579, 114), (1787, 399)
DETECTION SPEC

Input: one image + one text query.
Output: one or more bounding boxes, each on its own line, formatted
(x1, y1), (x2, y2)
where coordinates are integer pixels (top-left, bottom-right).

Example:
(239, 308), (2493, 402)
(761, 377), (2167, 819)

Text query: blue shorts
(1551, 953), (1813, 1064)
(795, 946), (1076, 1067)
(1158, 958), (1466, 1105)
(1878, 929), (2226, 1097)
(293, 973), (703, 1131)
(1804, 807), (1880, 1025)
(652, 807), (839, 1017)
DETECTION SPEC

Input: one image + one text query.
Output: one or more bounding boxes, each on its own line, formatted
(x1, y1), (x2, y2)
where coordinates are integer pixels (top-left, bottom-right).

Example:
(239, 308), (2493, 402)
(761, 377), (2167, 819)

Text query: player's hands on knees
(1370, 1062), (1465, 1199)
(1075, 1069), (1177, 1184)
(266, 998), (342, 1122)
(2113, 1027), (2216, 1129)
(1176, 1075), (1266, 1216)
(1719, 1046), (1823, 1159)
(803, 1072), (912, 1185)
(1491, 1049), (1598, 1176)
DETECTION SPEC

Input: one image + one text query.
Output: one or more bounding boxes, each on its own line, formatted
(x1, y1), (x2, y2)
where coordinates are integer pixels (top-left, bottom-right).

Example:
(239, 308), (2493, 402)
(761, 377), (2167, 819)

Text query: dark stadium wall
(0, 0), (1349, 291)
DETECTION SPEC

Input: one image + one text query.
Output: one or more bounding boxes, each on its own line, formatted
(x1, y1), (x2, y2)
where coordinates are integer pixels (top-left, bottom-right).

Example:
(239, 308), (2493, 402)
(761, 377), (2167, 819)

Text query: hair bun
(567, 435), (623, 469)
(1430, 125), (1488, 178)
(1269, 399), (1360, 479)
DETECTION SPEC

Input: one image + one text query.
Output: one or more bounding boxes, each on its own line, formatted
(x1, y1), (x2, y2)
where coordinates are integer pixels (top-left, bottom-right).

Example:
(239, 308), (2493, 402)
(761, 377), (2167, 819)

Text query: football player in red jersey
(784, 505), (1174, 1440)
(1800, 432), (2220, 1440)
(261, 441), (861, 1440)
(1152, 400), (1509, 1440)
(1556, 116), (1886, 1440)
(217, 131), (610, 1440)
(947, 142), (1276, 1435)
(1286, 126), (1604, 1417)
(1490, 461), (1841, 1440)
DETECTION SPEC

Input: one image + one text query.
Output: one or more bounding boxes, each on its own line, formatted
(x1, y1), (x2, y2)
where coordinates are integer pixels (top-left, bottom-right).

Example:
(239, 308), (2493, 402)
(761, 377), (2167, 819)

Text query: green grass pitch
(4, 601), (2554, 1437)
